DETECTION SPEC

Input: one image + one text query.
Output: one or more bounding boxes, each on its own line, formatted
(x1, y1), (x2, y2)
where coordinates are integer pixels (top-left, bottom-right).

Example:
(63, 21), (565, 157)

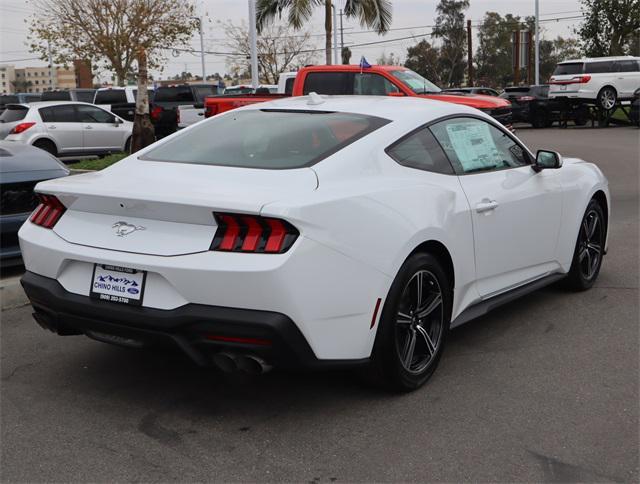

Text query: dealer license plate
(90, 264), (146, 306)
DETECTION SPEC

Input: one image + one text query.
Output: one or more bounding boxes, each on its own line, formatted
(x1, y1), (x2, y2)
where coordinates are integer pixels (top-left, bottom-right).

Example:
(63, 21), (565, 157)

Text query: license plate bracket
(90, 264), (146, 306)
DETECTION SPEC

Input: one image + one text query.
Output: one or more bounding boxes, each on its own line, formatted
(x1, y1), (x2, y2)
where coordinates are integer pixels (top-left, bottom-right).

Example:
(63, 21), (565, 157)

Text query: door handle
(85, 126), (93, 129)
(476, 199), (499, 213)
(47, 125), (56, 129)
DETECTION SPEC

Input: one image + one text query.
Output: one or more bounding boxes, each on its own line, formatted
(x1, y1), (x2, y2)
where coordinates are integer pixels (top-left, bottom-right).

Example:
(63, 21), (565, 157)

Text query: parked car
(0, 93), (41, 114)
(150, 84), (219, 137)
(0, 141), (68, 266)
(443, 87), (501, 96)
(19, 95), (609, 391)
(0, 101), (132, 157)
(204, 65), (513, 128)
(549, 56), (640, 110)
(41, 89), (96, 103)
(93, 86), (154, 122)
(500, 85), (589, 128)
(630, 87), (640, 126)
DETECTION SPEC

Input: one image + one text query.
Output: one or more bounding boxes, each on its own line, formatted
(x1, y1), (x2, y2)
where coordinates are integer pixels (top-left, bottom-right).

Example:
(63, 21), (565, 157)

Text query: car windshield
(389, 69), (441, 94)
(553, 63), (584, 75)
(141, 109), (390, 169)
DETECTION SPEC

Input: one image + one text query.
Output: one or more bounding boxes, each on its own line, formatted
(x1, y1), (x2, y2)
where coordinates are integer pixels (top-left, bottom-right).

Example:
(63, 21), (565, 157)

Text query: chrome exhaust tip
(236, 355), (272, 374)
(212, 352), (238, 373)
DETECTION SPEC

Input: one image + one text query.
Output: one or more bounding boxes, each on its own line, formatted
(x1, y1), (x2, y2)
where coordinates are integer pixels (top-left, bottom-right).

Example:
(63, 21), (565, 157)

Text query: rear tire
(367, 252), (452, 392)
(565, 199), (605, 291)
(597, 87), (617, 111)
(32, 139), (57, 157)
(531, 110), (550, 129)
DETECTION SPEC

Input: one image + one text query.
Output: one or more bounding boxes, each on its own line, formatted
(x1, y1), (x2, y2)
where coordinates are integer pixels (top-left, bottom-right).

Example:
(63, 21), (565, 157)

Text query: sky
(0, 0), (584, 82)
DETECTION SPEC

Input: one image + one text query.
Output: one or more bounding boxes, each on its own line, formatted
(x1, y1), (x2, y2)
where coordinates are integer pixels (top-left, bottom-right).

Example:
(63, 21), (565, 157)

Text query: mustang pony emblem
(112, 221), (146, 237)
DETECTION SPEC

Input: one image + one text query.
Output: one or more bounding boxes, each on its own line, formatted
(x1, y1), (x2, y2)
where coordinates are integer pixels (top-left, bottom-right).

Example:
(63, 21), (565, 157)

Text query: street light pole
(198, 17), (206, 82)
(534, 0), (540, 84)
(248, 0), (259, 89)
(332, 5), (338, 65)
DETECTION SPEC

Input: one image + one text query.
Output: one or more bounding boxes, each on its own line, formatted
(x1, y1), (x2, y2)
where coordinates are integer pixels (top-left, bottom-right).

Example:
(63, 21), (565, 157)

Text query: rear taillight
(30, 194), (66, 229)
(204, 104), (218, 118)
(10, 122), (35, 134)
(549, 75), (591, 85)
(210, 212), (299, 254)
(517, 96), (535, 101)
(150, 105), (162, 121)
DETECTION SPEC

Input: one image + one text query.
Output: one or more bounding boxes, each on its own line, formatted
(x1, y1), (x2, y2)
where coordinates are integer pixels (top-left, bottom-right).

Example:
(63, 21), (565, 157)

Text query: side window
(284, 77), (295, 95)
(585, 61), (614, 74)
(429, 117), (529, 174)
(353, 73), (399, 95)
(303, 73), (350, 95)
(76, 105), (115, 123)
(616, 60), (640, 72)
(40, 105), (77, 123)
(387, 127), (454, 175)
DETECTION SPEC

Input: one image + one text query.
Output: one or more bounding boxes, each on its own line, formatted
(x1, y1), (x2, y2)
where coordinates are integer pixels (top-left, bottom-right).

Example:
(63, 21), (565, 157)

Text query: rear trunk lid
(38, 158), (318, 256)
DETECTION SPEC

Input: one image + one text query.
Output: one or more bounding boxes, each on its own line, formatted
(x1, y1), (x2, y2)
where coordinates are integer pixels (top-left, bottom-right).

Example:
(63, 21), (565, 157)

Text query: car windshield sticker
(446, 121), (500, 172)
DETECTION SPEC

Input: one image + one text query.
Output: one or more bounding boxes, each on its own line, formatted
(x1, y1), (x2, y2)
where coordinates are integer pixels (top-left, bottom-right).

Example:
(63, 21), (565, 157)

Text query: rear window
(284, 77), (295, 95)
(154, 86), (194, 102)
(0, 95), (19, 105)
(553, 63), (584, 75)
(75, 90), (95, 103)
(193, 86), (216, 102)
(94, 89), (127, 104)
(41, 91), (71, 101)
(0, 105), (28, 122)
(141, 109), (390, 169)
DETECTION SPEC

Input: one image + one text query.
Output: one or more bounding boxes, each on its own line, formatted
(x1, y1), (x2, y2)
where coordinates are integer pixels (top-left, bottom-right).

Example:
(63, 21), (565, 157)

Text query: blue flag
(359, 56), (372, 69)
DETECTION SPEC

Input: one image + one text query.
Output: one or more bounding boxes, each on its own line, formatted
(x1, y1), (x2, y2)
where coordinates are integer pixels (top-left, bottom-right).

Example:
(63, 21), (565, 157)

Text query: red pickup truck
(204, 64), (512, 127)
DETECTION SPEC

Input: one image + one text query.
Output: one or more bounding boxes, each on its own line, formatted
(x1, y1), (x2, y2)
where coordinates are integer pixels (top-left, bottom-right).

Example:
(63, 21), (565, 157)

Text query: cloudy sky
(1, 0), (583, 81)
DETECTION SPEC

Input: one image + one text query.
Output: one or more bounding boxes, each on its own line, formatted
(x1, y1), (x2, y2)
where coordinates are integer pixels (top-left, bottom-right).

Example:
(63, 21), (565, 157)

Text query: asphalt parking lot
(1, 126), (638, 482)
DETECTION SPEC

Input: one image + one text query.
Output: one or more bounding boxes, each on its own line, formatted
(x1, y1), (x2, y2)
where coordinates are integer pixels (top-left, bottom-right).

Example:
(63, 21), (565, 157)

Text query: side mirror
(533, 149), (562, 172)
(387, 91), (406, 97)
(113, 117), (123, 125)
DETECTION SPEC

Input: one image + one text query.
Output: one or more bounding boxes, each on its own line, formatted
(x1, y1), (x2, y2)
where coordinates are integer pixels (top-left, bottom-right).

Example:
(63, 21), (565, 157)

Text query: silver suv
(549, 56), (640, 110)
(0, 101), (132, 157)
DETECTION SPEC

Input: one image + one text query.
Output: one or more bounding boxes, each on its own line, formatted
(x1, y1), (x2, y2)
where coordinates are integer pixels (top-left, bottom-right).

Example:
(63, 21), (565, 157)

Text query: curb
(1, 276), (28, 311)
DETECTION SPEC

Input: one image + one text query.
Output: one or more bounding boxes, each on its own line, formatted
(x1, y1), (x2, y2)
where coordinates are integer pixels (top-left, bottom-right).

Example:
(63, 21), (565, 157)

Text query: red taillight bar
(549, 75), (591, 85)
(30, 194), (66, 229)
(211, 212), (299, 254)
(10, 122), (35, 134)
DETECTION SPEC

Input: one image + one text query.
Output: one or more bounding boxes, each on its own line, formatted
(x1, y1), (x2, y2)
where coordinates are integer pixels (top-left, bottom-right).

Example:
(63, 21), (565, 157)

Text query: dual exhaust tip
(212, 352), (272, 375)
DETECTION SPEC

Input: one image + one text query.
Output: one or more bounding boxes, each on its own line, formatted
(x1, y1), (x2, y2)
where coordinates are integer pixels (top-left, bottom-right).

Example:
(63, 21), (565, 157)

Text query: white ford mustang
(19, 95), (609, 391)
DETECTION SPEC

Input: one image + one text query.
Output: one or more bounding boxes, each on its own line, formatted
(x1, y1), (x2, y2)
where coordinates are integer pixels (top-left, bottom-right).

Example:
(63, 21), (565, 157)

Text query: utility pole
(514, 29), (521, 85)
(466, 19), (473, 86)
(339, 9), (344, 51)
(198, 17), (206, 82)
(47, 40), (55, 91)
(534, 0), (540, 84)
(527, 30), (533, 85)
(332, 5), (338, 65)
(248, 0), (259, 88)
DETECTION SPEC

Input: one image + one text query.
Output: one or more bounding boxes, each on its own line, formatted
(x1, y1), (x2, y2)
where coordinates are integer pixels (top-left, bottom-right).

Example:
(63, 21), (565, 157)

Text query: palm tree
(257, 0), (392, 65)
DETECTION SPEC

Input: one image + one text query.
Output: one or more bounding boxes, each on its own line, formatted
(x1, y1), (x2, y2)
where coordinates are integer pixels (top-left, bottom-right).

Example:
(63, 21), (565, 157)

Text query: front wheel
(565, 199), (606, 291)
(367, 252), (451, 392)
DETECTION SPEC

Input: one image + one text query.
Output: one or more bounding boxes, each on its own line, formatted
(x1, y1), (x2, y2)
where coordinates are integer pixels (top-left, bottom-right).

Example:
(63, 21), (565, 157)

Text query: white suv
(549, 56), (640, 110)
(0, 101), (132, 157)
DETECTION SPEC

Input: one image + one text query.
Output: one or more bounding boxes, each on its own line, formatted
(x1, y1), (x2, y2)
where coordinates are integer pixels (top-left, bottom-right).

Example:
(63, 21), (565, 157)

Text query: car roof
(301, 64), (407, 73)
(559, 56), (640, 64)
(236, 94), (482, 124)
(13, 100), (103, 108)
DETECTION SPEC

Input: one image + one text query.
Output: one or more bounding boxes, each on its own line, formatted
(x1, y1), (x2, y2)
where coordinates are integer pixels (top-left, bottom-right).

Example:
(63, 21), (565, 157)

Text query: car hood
(419, 92), (511, 109)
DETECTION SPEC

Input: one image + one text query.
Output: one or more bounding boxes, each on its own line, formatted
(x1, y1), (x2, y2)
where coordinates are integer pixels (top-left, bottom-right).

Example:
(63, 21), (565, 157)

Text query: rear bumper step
(20, 271), (368, 370)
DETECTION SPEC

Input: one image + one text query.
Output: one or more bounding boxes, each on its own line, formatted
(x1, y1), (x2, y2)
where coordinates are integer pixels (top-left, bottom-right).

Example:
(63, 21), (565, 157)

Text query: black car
(631, 87), (640, 126)
(500, 85), (589, 128)
(443, 87), (500, 97)
(150, 84), (219, 139)
(0, 142), (69, 266)
(40, 89), (96, 103)
(0, 93), (41, 114)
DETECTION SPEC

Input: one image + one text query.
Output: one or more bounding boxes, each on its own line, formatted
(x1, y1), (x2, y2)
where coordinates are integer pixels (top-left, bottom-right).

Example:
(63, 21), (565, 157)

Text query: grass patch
(69, 152), (128, 171)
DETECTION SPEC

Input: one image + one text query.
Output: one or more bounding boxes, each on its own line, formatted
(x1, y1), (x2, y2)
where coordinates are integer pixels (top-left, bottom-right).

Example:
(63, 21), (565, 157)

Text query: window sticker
(445, 121), (500, 172)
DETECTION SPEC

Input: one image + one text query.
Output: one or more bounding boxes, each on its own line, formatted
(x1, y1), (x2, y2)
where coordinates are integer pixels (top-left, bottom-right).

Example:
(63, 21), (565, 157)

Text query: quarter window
(585, 61), (614, 74)
(387, 128), (453, 175)
(430, 117), (529, 174)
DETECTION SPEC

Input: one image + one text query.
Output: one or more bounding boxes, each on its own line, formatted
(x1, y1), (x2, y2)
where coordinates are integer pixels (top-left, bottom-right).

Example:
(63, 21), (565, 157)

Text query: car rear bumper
(21, 271), (369, 369)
